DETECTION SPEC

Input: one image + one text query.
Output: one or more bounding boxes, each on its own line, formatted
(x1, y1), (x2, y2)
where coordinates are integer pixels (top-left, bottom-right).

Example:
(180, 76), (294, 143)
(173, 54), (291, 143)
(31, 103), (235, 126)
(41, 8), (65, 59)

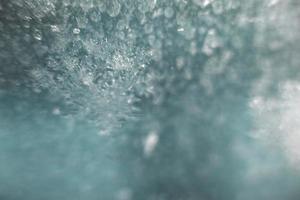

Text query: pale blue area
(0, 0), (300, 199)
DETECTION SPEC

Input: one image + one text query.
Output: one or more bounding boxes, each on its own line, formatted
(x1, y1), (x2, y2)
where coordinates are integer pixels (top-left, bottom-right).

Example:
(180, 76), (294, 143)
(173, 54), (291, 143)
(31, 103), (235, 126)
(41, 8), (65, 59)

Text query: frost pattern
(0, 0), (157, 133)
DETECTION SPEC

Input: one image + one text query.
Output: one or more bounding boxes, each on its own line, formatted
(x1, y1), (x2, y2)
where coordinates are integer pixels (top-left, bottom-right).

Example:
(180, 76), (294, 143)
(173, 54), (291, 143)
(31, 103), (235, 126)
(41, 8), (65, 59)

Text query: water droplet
(189, 41), (197, 55)
(148, 35), (156, 46)
(144, 23), (153, 34)
(146, 0), (156, 10)
(193, 0), (213, 8)
(50, 25), (60, 32)
(176, 57), (185, 69)
(164, 7), (174, 18)
(152, 8), (163, 18)
(268, 0), (279, 7)
(73, 28), (80, 34)
(107, 0), (121, 18)
(52, 107), (61, 115)
(177, 27), (184, 32)
(33, 29), (42, 40)
(89, 9), (101, 22)
(76, 16), (88, 28)
(98, 1), (106, 12)
(212, 1), (224, 15)
(97, 129), (110, 136)
(144, 131), (159, 156)
(116, 188), (132, 200)
(117, 19), (127, 30)
(202, 29), (221, 56)
(80, 0), (94, 11)
(81, 73), (93, 86)
(62, 0), (71, 6)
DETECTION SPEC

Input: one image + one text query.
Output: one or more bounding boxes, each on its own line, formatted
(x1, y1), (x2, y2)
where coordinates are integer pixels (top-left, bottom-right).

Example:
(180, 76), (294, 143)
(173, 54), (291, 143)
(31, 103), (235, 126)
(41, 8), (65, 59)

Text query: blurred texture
(0, 0), (300, 199)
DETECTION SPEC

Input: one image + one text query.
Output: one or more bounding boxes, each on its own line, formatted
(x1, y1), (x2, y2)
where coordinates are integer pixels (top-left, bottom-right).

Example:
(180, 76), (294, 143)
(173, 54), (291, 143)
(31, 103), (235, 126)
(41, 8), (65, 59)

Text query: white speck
(97, 129), (110, 136)
(177, 27), (184, 32)
(24, 16), (32, 21)
(73, 28), (80, 34)
(144, 131), (159, 156)
(52, 107), (61, 115)
(249, 96), (263, 109)
(81, 73), (93, 86)
(111, 52), (133, 70)
(50, 25), (60, 32)
(147, 0), (157, 10)
(33, 30), (42, 40)
(193, 0), (213, 8)
(268, 0), (279, 7)
(153, 8), (163, 18)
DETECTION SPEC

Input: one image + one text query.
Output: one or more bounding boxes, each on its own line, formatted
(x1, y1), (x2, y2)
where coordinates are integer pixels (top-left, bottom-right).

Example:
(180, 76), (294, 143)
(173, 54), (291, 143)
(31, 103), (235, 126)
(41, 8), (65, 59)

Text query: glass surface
(0, 0), (300, 199)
